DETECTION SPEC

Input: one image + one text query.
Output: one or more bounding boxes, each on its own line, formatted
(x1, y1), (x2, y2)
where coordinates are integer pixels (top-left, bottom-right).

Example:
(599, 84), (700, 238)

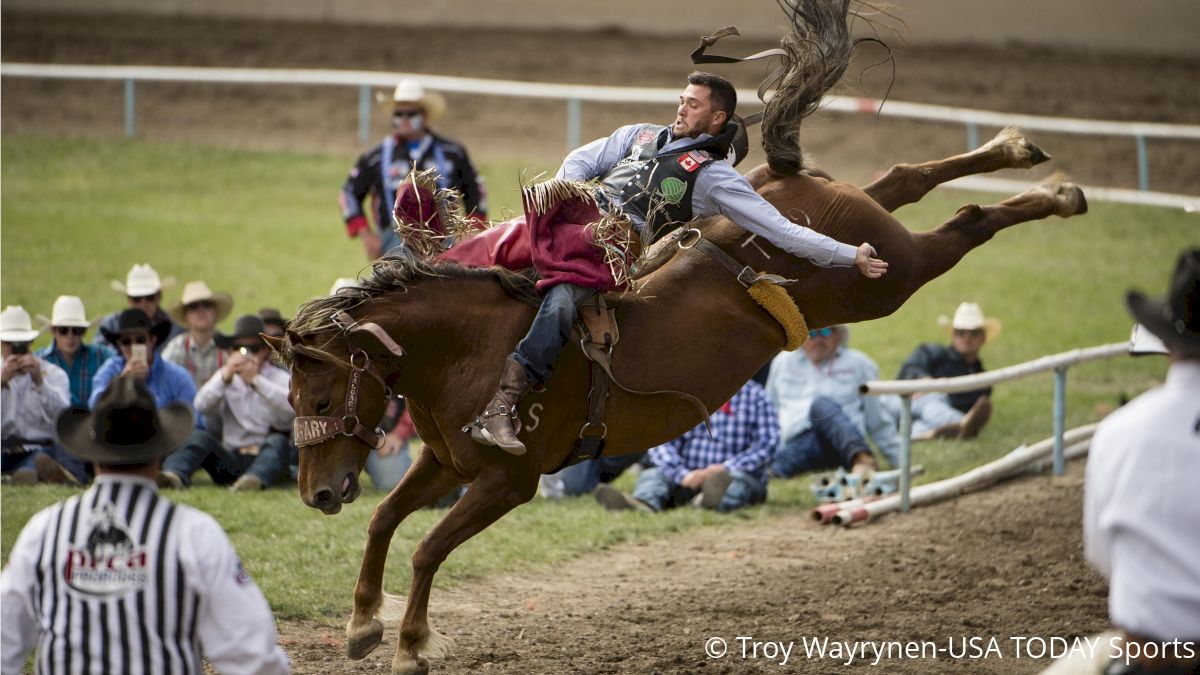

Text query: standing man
(1, 375), (290, 674)
(90, 309), (195, 413)
(436, 72), (887, 456)
(36, 295), (112, 408)
(894, 302), (998, 440)
(95, 264), (184, 350)
(766, 325), (901, 477)
(1, 305), (81, 484)
(340, 79), (487, 261)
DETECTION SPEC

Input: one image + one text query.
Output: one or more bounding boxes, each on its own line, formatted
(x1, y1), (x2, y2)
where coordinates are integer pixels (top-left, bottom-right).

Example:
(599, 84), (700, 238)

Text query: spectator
(1, 375), (290, 674)
(162, 280), (234, 389)
(766, 325), (901, 478)
(1, 305), (83, 485)
(893, 302), (997, 440)
(95, 264), (184, 350)
(540, 452), (647, 499)
(1061, 249), (1199, 674)
(159, 315), (294, 492)
(340, 79), (487, 260)
(36, 295), (113, 408)
(259, 307), (288, 338)
(90, 309), (195, 413)
(593, 381), (778, 513)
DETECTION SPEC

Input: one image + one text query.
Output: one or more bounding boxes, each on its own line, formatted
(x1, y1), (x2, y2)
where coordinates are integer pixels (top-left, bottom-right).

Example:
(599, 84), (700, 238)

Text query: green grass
(1, 133), (1192, 620)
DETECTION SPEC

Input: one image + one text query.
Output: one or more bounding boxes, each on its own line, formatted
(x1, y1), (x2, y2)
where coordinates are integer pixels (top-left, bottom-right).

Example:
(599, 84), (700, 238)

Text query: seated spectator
(90, 309), (195, 412)
(35, 295), (113, 408)
(1, 306), (83, 485)
(1, 375), (290, 674)
(540, 453), (647, 499)
(159, 315), (294, 492)
(259, 308), (288, 338)
(766, 325), (901, 478)
(593, 380), (778, 513)
(894, 302), (997, 440)
(162, 280), (234, 389)
(95, 264), (184, 350)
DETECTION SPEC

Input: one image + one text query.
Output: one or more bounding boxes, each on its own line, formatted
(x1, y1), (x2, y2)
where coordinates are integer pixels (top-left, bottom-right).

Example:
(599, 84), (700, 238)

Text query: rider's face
(672, 85), (726, 139)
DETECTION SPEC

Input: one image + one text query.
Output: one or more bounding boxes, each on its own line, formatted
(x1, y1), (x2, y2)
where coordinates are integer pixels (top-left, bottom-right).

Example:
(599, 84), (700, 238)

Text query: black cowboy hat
(214, 314), (267, 350)
(258, 307), (290, 327)
(57, 375), (194, 464)
(1126, 248), (1200, 358)
(100, 308), (172, 347)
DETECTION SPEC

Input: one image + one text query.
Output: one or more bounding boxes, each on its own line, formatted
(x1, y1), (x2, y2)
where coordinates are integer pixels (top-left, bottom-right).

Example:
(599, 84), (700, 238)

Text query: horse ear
(347, 322), (405, 360)
(262, 333), (284, 357)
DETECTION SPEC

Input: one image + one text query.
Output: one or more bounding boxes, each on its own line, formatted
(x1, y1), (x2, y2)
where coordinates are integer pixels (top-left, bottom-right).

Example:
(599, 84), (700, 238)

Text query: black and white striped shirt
(2, 474), (289, 674)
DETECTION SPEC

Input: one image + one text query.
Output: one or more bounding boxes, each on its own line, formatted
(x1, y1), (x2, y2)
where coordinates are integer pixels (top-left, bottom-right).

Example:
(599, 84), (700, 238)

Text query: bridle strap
(686, 232), (800, 288)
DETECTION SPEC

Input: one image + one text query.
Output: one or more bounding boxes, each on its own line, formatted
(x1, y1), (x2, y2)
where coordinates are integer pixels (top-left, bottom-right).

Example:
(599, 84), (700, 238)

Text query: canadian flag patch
(678, 151), (708, 172)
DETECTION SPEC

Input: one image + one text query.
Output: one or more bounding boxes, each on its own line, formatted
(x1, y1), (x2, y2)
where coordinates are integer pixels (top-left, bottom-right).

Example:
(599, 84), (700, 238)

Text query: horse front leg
(863, 127), (1051, 212)
(346, 444), (463, 660)
(391, 463), (540, 675)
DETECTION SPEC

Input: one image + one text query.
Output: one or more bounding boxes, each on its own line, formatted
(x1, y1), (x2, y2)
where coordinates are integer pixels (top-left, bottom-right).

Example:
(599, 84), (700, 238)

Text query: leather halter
(291, 311), (405, 451)
(676, 227), (799, 288)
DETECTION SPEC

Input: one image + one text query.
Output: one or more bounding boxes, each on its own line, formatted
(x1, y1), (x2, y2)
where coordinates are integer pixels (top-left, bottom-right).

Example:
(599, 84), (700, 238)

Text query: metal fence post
(124, 78), (135, 138)
(966, 122), (979, 151)
(899, 393), (913, 512)
(566, 98), (581, 152)
(358, 85), (371, 146)
(1135, 134), (1149, 192)
(1053, 367), (1067, 475)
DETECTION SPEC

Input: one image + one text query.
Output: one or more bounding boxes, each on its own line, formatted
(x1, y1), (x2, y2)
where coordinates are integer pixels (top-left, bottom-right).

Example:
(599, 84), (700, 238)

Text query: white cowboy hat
(375, 79), (446, 123)
(938, 302), (1002, 341)
(110, 263), (175, 297)
(0, 306), (41, 343)
(49, 295), (91, 328)
(329, 277), (359, 295)
(168, 280), (234, 325)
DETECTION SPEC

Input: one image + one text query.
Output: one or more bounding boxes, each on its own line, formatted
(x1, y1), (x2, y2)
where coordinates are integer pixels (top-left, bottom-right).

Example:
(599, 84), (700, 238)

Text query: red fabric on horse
(437, 216), (534, 272)
(393, 180), (446, 236)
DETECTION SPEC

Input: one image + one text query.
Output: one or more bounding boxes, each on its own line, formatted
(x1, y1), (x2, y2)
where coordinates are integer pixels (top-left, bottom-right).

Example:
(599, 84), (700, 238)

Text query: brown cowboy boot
(470, 356), (531, 455)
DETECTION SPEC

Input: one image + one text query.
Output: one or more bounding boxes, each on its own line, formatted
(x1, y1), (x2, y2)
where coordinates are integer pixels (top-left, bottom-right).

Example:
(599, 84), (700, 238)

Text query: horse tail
(762, 0), (854, 175)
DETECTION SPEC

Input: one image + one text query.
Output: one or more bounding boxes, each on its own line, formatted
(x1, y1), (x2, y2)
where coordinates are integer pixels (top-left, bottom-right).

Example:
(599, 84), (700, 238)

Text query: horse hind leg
(346, 445), (463, 661)
(863, 126), (1052, 212)
(391, 463), (540, 675)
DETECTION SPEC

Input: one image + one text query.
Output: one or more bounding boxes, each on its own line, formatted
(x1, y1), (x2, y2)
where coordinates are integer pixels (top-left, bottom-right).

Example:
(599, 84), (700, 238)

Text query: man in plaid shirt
(594, 381), (779, 513)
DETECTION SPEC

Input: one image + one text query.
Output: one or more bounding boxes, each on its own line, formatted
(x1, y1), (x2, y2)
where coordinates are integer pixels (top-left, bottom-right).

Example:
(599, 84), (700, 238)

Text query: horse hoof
(1055, 183), (1088, 217)
(393, 655), (431, 675)
(346, 618), (385, 660)
(1026, 141), (1050, 166)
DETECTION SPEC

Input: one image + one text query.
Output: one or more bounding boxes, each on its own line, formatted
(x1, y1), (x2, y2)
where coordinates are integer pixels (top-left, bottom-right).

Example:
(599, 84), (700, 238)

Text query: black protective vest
(599, 125), (728, 243)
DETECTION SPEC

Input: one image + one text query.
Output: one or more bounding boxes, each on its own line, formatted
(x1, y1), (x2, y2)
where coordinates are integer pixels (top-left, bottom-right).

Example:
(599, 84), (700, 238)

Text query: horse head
(272, 308), (405, 515)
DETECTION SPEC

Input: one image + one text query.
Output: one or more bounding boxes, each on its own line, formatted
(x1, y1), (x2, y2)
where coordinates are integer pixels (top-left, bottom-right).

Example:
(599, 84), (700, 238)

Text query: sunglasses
(808, 327), (835, 338)
(393, 110), (423, 119)
(54, 326), (87, 336)
(953, 328), (986, 337)
(186, 300), (217, 311)
(127, 294), (157, 304)
(118, 335), (149, 346)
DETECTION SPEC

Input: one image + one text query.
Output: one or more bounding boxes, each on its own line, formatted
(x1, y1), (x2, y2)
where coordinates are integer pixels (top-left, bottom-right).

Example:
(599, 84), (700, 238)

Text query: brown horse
(274, 3), (1087, 674)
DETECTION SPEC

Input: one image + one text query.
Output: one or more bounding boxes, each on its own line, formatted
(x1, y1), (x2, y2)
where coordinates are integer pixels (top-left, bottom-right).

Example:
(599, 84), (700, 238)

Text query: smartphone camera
(10, 342), (29, 355)
(131, 344), (148, 362)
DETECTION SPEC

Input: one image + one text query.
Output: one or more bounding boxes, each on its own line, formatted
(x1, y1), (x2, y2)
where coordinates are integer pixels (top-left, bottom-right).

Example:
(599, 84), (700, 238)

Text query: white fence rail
(5, 62), (1200, 197)
(860, 341), (1133, 513)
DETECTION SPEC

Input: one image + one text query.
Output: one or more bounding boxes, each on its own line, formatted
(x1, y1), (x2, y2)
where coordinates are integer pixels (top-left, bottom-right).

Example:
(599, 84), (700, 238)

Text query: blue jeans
(163, 429), (291, 487)
(553, 452), (646, 497)
(514, 283), (595, 384)
(365, 446), (413, 491)
(771, 396), (871, 477)
(2, 443), (91, 484)
(631, 467), (767, 513)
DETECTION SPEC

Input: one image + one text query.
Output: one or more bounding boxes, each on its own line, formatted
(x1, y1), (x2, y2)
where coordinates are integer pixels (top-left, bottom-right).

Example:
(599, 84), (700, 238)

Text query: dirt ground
(1, 12), (1181, 673)
(3, 11), (1199, 192)
(276, 461), (1107, 674)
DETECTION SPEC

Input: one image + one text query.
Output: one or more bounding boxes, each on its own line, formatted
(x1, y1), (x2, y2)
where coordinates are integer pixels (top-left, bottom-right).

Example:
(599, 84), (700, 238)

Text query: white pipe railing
(860, 341), (1133, 512)
(4, 62), (1200, 190)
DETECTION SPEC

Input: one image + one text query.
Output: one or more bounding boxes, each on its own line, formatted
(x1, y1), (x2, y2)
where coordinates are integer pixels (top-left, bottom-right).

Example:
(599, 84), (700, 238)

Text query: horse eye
(315, 397), (333, 414)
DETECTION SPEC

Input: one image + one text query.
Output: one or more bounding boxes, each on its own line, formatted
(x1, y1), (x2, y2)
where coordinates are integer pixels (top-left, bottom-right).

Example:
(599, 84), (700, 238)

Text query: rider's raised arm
(555, 124), (652, 182)
(694, 161), (858, 269)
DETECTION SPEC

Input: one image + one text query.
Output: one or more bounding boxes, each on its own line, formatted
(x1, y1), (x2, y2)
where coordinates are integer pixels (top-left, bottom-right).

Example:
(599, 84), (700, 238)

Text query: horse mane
(281, 252), (540, 364)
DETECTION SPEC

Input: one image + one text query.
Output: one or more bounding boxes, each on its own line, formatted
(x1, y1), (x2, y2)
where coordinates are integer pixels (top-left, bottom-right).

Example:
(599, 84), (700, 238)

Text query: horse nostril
(313, 488), (335, 508)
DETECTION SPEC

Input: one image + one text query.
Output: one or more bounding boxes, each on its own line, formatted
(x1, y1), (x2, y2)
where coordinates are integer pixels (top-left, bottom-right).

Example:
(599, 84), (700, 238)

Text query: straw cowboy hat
(99, 308), (173, 348)
(1126, 248), (1200, 358)
(375, 79), (446, 123)
(938, 302), (1002, 341)
(0, 306), (41, 343)
(110, 263), (175, 296)
(58, 375), (193, 464)
(168, 281), (234, 325)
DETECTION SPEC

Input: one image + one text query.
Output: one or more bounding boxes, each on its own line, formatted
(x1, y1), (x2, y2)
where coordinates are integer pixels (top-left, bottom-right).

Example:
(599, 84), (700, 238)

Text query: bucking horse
(270, 1), (1087, 672)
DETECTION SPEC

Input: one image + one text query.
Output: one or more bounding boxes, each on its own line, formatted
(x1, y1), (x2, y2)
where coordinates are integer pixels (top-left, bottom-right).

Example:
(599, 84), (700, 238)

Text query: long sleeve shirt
(1, 359), (71, 444)
(1084, 360), (1200, 641)
(1, 474), (290, 674)
(648, 381), (779, 485)
(37, 342), (114, 409)
(557, 123), (857, 268)
(897, 342), (991, 412)
(194, 362), (294, 451)
(89, 355), (196, 413)
(766, 346), (902, 467)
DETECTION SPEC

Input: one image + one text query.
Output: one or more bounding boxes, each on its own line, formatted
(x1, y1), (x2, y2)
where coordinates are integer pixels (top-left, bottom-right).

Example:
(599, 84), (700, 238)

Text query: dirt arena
(4, 11), (1194, 673)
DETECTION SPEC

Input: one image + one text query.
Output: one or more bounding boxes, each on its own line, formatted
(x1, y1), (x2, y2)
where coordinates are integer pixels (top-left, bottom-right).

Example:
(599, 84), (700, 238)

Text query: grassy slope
(1, 134), (1192, 619)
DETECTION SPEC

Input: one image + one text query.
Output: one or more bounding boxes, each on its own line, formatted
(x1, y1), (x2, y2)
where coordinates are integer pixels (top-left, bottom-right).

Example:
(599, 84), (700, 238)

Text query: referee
(1, 375), (289, 674)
